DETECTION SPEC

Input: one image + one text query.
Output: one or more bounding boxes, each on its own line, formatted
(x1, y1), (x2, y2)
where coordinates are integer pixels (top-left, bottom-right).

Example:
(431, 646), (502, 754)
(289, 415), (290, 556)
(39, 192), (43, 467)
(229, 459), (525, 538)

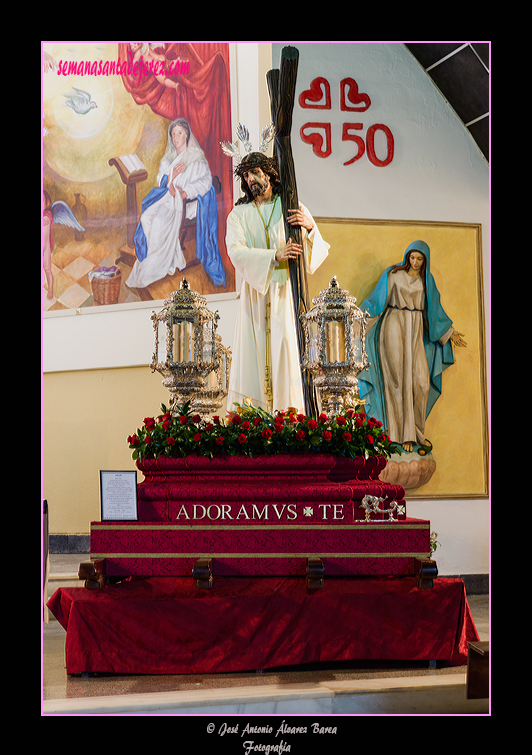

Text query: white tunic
(226, 198), (329, 414)
(126, 154), (212, 289)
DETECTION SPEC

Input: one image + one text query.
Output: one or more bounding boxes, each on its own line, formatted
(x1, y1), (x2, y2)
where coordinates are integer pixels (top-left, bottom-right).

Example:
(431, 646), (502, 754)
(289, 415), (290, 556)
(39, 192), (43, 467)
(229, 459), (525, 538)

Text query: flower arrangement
(128, 400), (395, 461)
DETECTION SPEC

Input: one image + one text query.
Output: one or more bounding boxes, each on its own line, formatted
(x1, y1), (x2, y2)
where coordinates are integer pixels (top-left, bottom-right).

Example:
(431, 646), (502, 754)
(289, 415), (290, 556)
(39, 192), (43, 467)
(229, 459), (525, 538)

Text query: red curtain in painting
(119, 43), (233, 269)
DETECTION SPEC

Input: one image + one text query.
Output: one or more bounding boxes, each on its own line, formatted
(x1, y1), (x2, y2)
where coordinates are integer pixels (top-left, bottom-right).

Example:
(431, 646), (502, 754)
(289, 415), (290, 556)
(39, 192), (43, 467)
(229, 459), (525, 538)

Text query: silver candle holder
(300, 276), (370, 415)
(150, 279), (230, 417)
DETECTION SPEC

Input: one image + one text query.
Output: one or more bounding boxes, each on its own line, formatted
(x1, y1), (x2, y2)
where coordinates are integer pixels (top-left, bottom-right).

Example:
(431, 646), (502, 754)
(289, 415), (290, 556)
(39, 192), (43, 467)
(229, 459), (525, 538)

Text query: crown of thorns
(220, 123), (277, 178)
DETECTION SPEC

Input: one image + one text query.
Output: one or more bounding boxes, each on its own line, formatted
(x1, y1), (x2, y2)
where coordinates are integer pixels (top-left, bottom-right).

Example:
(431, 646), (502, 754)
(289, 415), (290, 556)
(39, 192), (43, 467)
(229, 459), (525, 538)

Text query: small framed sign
(100, 471), (138, 521)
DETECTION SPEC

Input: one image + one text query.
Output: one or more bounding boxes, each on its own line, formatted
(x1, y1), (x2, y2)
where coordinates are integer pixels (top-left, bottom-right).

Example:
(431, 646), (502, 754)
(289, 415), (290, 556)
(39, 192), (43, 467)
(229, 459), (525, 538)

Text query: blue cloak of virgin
(358, 240), (454, 430)
(133, 179), (226, 289)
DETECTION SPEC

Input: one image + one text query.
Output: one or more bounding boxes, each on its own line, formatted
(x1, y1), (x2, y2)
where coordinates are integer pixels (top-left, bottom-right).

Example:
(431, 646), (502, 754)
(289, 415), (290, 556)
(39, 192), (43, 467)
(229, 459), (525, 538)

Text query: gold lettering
(236, 505), (250, 519)
(175, 505), (190, 519)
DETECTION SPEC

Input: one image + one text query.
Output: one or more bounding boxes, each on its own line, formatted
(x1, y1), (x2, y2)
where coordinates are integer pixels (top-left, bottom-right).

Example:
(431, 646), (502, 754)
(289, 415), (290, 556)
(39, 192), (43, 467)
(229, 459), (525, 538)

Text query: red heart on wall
(340, 78), (371, 112)
(298, 77), (331, 110)
(300, 123), (332, 158)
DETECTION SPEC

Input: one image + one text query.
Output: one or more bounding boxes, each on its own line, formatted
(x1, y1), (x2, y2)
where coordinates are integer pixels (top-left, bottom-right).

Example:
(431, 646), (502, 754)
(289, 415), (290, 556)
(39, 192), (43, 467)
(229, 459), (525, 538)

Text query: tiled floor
(42, 234), (142, 312)
(42, 554), (489, 714)
(42, 223), (234, 313)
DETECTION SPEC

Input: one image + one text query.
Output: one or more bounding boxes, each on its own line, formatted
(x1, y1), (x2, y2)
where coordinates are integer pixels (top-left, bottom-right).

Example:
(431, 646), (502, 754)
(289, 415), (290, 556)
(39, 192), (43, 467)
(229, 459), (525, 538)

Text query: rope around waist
(387, 305), (423, 312)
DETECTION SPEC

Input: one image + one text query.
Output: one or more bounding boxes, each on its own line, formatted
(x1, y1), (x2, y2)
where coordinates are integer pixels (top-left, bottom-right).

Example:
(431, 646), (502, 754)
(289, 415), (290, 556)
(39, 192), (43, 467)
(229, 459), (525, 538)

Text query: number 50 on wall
(300, 121), (395, 167)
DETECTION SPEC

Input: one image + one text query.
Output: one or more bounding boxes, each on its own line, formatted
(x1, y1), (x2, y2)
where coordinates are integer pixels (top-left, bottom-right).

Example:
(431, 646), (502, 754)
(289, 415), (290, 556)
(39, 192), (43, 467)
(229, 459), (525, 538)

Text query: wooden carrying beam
(78, 558), (106, 590)
(192, 558), (213, 589)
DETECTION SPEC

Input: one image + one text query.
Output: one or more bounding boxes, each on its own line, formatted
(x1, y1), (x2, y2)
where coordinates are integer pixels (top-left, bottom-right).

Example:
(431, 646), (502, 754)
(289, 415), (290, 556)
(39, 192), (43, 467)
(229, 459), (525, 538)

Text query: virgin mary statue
(359, 240), (466, 452)
(126, 118), (225, 289)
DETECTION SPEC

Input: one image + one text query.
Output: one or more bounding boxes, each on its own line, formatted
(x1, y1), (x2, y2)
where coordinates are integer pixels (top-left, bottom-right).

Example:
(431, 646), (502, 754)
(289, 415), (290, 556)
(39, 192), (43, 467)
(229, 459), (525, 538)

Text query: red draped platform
(88, 454), (430, 580)
(46, 575), (479, 675)
(50, 454), (478, 675)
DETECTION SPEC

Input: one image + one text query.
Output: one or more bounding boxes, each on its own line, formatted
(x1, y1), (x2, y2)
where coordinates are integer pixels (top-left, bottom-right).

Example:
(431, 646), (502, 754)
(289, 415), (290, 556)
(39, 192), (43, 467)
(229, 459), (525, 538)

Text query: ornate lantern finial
(300, 277), (370, 415)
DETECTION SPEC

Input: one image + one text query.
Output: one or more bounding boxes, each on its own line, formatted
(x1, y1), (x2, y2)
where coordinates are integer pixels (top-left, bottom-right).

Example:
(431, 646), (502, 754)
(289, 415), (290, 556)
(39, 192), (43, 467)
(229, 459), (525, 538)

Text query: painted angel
(43, 190), (85, 300)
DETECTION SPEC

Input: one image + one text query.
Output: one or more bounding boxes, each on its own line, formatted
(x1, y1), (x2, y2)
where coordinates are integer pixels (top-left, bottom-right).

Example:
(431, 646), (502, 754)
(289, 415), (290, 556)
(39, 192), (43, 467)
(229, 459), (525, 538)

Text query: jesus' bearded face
(244, 167), (271, 198)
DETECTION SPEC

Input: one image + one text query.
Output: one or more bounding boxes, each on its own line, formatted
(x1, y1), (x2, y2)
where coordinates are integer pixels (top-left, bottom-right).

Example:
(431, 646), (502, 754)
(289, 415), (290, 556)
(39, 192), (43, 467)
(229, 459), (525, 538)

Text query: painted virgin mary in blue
(358, 240), (466, 452)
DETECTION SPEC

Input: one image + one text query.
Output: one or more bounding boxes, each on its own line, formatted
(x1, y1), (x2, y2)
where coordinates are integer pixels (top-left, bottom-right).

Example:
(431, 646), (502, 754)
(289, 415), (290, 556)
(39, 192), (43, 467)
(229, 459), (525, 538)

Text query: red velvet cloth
(90, 518), (431, 578)
(136, 454), (406, 523)
(47, 576), (478, 675)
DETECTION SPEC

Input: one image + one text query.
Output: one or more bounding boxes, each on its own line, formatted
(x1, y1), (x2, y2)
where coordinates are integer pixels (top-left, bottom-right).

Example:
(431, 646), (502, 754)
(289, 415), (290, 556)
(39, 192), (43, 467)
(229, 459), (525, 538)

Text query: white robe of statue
(126, 152), (212, 289)
(226, 197), (329, 414)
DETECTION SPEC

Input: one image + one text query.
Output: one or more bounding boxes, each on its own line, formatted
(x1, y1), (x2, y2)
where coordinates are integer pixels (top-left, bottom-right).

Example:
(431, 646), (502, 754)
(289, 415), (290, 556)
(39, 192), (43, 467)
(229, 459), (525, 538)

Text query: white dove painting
(63, 88), (98, 115)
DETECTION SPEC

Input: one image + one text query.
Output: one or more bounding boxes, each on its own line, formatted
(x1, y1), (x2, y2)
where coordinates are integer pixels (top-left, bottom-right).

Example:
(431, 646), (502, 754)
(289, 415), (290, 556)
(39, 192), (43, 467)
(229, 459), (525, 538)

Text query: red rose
(274, 423), (284, 433)
(179, 415), (188, 425)
(297, 414), (306, 423)
(319, 413), (328, 423)
(322, 430), (332, 441)
(296, 430), (306, 441)
(166, 436), (175, 446)
(343, 432), (352, 442)
(288, 413), (297, 424)
(144, 435), (152, 444)
(231, 414), (241, 425)
(213, 416), (220, 424)
(336, 416), (346, 426)
(308, 420), (318, 430)
(205, 423), (214, 432)
(215, 436), (224, 445)
(365, 434), (375, 444)
(253, 417), (262, 426)
(238, 433), (247, 444)
(163, 420), (171, 431)
(192, 414), (201, 423)
(346, 409), (355, 418)
(355, 416), (365, 428)
(242, 420), (251, 430)
(193, 433), (203, 442)
(127, 434), (140, 446)
(262, 428), (273, 439)
(144, 417), (156, 430)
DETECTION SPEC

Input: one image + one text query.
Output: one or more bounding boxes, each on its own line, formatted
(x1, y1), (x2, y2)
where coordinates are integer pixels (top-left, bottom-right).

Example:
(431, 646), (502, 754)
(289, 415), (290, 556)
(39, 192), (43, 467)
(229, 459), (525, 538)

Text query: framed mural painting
(311, 217), (488, 499)
(42, 42), (235, 313)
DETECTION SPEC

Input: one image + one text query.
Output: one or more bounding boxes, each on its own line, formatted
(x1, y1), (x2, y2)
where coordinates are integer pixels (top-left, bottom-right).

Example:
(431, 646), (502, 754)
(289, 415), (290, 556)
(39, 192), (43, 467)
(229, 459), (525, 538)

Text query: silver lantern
(190, 334), (232, 417)
(300, 276), (369, 415)
(150, 278), (225, 417)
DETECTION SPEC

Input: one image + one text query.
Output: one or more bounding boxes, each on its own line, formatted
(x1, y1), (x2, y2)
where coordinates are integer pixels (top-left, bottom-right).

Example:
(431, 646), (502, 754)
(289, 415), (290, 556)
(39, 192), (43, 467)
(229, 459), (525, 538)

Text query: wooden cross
(266, 46), (319, 417)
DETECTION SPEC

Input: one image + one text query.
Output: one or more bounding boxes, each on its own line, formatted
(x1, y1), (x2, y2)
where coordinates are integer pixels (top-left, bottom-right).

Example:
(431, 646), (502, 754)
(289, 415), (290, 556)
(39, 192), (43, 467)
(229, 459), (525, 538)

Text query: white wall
(43, 42), (489, 576)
